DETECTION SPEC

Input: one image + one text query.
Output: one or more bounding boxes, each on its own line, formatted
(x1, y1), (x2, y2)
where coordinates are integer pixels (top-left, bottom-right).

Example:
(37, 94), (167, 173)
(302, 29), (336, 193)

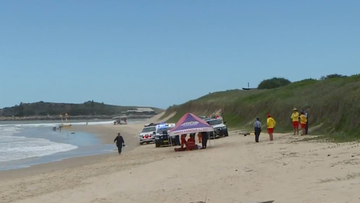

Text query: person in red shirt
(180, 134), (187, 148)
(188, 134), (195, 142)
(186, 134), (196, 150)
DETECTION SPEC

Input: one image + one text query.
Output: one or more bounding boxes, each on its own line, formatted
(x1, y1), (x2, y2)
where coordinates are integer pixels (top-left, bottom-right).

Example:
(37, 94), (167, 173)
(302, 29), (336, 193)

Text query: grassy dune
(163, 74), (360, 141)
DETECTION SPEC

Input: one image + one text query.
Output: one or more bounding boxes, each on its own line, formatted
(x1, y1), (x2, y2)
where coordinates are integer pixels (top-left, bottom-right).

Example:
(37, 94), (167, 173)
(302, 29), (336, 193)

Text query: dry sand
(1, 112), (360, 203)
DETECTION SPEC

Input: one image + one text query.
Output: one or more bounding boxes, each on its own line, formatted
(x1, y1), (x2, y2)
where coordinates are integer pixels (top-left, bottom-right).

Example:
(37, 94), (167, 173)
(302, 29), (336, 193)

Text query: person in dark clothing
(174, 135), (180, 146)
(114, 133), (125, 154)
(303, 110), (309, 135)
(201, 132), (208, 149)
(253, 117), (262, 142)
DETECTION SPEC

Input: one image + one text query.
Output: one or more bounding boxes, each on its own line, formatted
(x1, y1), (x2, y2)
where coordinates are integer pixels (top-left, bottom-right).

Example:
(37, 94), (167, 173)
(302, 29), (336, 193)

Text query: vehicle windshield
(207, 119), (223, 126)
(141, 126), (156, 133)
(156, 126), (173, 133)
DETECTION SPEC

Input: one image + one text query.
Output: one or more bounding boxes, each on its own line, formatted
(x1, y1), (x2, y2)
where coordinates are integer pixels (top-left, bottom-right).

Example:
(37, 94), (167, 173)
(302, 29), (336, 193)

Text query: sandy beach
(1, 113), (360, 203)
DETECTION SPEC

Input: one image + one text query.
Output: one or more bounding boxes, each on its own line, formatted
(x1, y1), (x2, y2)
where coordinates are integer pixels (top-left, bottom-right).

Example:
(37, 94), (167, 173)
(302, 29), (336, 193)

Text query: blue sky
(1, 0), (359, 109)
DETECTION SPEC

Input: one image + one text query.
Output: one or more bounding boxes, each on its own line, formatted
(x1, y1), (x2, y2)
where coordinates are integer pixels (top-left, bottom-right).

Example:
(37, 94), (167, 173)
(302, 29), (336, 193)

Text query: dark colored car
(155, 130), (180, 147)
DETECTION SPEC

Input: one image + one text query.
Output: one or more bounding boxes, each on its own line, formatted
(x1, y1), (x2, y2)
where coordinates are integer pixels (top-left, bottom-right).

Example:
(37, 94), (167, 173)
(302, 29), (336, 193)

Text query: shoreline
(0, 113), (168, 180)
(0, 114), (155, 121)
(0, 123), (144, 178)
(0, 153), (112, 181)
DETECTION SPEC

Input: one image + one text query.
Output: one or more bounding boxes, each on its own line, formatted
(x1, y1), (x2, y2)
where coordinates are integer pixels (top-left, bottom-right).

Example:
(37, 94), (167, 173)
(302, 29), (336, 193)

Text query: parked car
(206, 118), (229, 139)
(154, 123), (179, 147)
(139, 125), (157, 145)
(198, 116), (208, 120)
(113, 116), (127, 125)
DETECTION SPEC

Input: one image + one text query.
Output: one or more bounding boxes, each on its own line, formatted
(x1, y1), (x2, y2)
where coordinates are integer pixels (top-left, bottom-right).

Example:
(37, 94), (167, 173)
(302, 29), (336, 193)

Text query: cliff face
(163, 75), (360, 141)
(0, 101), (162, 117)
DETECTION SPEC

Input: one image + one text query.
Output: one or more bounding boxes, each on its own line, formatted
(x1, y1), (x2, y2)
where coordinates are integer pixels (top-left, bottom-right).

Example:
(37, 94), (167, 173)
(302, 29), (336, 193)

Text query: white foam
(0, 120), (114, 128)
(0, 125), (78, 163)
(0, 119), (144, 163)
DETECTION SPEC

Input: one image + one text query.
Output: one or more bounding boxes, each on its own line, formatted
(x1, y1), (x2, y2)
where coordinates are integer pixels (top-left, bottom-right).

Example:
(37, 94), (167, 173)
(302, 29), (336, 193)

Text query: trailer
(113, 116), (127, 125)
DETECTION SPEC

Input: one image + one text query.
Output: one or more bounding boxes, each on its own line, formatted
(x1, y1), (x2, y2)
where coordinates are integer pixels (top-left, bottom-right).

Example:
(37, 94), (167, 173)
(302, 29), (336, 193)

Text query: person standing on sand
(303, 109), (309, 134)
(180, 134), (187, 149)
(114, 133), (125, 154)
(201, 132), (208, 149)
(300, 111), (308, 135)
(197, 132), (202, 143)
(253, 118), (262, 142)
(291, 108), (300, 135)
(266, 114), (276, 141)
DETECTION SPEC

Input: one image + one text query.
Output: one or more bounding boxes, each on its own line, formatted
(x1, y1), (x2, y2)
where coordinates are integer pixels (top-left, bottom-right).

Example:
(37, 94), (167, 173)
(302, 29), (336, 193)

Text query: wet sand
(0, 112), (171, 181)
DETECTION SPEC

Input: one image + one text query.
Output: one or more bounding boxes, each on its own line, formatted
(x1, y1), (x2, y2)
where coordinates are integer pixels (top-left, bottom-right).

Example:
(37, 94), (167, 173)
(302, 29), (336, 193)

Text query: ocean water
(0, 119), (144, 171)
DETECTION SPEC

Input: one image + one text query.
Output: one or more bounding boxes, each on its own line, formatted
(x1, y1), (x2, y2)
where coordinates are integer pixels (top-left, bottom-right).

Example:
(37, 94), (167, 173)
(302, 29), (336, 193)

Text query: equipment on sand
(60, 124), (72, 127)
(240, 132), (252, 136)
(113, 116), (127, 125)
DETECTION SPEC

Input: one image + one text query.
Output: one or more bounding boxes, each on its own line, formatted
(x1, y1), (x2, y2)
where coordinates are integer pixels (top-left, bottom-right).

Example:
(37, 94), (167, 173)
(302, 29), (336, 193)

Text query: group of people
(291, 108), (308, 136)
(177, 132), (209, 151)
(252, 108), (309, 142)
(114, 131), (211, 154)
(115, 109), (309, 152)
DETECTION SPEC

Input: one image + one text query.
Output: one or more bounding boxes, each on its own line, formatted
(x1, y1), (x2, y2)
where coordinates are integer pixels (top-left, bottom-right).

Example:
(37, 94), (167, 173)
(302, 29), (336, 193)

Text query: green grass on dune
(164, 75), (360, 142)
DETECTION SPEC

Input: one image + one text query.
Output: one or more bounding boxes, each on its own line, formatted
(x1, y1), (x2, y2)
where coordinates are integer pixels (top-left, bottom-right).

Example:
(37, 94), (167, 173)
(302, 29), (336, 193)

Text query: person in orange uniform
(186, 134), (196, 150)
(197, 132), (202, 143)
(291, 108), (300, 135)
(180, 134), (187, 148)
(188, 134), (195, 142)
(300, 111), (308, 136)
(266, 114), (276, 141)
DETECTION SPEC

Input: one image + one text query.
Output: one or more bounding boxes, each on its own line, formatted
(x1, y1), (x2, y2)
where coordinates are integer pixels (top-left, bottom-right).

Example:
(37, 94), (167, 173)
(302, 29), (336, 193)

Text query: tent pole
(169, 135), (172, 151)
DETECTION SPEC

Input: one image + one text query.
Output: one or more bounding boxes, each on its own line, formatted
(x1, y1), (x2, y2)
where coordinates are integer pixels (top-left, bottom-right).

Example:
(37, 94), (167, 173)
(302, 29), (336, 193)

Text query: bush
(320, 74), (347, 80)
(257, 77), (291, 89)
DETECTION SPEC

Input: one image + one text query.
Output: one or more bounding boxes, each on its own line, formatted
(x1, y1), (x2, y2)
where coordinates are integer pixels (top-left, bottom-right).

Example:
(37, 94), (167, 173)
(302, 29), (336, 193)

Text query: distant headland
(0, 101), (163, 121)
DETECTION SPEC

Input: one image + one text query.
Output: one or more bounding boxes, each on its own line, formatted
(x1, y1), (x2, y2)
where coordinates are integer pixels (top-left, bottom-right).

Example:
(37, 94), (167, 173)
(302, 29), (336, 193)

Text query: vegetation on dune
(0, 100), (162, 117)
(164, 74), (360, 141)
(257, 77), (291, 89)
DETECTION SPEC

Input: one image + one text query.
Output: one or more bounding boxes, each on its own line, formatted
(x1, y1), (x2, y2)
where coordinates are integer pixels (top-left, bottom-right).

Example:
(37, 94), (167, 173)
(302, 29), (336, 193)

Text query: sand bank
(1, 113), (360, 202)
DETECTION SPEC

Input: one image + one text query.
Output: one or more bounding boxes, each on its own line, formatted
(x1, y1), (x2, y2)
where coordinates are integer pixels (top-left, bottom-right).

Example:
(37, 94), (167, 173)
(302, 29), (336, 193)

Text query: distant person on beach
(266, 114), (276, 141)
(186, 134), (197, 150)
(303, 110), (309, 134)
(188, 134), (195, 142)
(180, 134), (187, 149)
(300, 112), (308, 135)
(291, 108), (299, 135)
(197, 132), (202, 143)
(253, 118), (262, 142)
(201, 132), (208, 149)
(114, 133), (125, 154)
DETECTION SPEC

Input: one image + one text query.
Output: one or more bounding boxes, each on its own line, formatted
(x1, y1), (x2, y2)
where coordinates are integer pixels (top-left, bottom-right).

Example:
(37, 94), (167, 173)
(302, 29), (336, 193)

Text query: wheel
(155, 142), (160, 148)
(139, 142), (144, 145)
(224, 130), (229, 136)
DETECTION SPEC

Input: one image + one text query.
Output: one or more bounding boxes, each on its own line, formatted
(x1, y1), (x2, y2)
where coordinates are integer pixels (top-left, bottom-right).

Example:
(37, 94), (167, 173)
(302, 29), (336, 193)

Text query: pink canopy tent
(168, 113), (214, 136)
(167, 113), (216, 149)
